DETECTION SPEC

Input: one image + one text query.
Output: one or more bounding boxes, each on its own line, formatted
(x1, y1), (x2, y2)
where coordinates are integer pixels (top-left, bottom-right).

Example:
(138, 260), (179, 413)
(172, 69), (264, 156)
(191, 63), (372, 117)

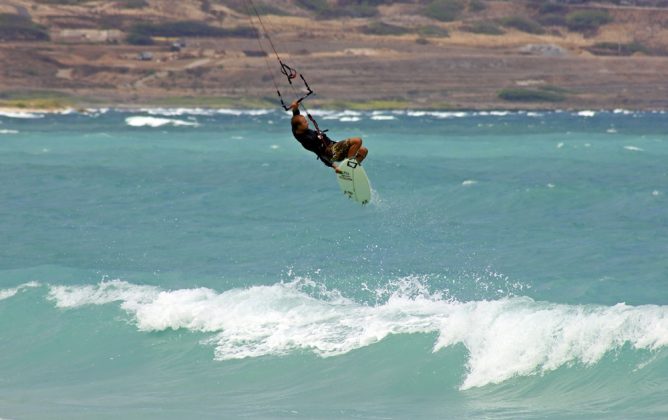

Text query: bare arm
(289, 100), (309, 134)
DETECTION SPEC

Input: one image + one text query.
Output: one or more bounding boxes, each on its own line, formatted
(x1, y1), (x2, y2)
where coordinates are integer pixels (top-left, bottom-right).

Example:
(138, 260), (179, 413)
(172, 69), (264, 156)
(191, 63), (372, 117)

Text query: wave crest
(0, 282), (40, 301)
(46, 279), (668, 389)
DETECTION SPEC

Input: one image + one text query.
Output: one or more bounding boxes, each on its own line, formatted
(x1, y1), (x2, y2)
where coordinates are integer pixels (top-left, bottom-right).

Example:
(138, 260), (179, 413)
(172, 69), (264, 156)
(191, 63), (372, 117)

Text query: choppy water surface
(1, 108), (667, 419)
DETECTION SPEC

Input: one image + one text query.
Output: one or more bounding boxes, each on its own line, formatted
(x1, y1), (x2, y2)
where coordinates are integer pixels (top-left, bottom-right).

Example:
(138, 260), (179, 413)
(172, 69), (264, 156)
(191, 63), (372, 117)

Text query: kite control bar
(277, 61), (314, 111)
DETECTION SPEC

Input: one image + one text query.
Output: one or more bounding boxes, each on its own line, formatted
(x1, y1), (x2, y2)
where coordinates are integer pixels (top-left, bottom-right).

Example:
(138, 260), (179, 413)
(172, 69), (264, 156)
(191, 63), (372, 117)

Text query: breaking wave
(45, 278), (668, 390)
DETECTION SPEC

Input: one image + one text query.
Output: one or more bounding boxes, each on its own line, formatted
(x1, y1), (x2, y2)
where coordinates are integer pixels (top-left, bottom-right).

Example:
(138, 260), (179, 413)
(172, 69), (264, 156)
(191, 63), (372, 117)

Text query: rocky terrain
(2, 0), (668, 109)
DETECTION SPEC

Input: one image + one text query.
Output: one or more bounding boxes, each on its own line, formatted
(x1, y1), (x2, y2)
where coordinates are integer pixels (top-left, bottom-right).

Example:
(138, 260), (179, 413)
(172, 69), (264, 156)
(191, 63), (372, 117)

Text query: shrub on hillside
(469, 0), (487, 12)
(566, 10), (612, 33)
(362, 21), (410, 36)
(296, 0), (379, 19)
(501, 16), (545, 34)
(319, 4), (379, 19)
(130, 21), (257, 38)
(417, 25), (450, 37)
(0, 13), (49, 41)
(295, 0), (328, 13)
(227, 0), (287, 15)
(498, 87), (565, 102)
(118, 0), (148, 8)
(423, 0), (465, 22)
(126, 32), (154, 45)
(537, 13), (566, 26)
(34, 0), (92, 4)
(537, 3), (568, 15)
(462, 21), (504, 35)
(588, 41), (650, 56)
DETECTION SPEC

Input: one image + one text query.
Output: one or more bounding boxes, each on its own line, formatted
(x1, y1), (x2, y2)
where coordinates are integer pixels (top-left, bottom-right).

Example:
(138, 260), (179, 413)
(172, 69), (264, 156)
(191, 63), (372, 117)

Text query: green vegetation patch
(226, 0), (288, 16)
(531, 1), (569, 27)
(423, 0), (465, 22)
(295, 0), (328, 12)
(33, 0), (93, 4)
(0, 90), (75, 109)
(129, 21), (257, 38)
(588, 41), (650, 56)
(498, 87), (566, 102)
(462, 21), (504, 35)
(362, 21), (411, 36)
(296, 0), (379, 19)
(118, 0), (148, 9)
(500, 16), (545, 34)
(417, 25), (450, 37)
(0, 98), (73, 109)
(0, 13), (49, 41)
(469, 0), (487, 12)
(324, 99), (411, 110)
(537, 13), (566, 27)
(535, 2), (568, 15)
(146, 96), (276, 109)
(126, 32), (154, 45)
(0, 90), (72, 100)
(566, 10), (612, 33)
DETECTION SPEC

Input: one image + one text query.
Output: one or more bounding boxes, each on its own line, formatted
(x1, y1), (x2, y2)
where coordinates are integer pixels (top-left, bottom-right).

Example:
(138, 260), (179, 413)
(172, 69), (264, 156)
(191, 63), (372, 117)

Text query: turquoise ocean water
(0, 108), (667, 419)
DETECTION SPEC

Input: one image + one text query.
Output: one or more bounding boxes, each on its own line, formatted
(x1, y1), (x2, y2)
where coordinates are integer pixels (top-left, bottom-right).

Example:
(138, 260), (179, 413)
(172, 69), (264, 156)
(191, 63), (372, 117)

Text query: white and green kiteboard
(335, 158), (371, 205)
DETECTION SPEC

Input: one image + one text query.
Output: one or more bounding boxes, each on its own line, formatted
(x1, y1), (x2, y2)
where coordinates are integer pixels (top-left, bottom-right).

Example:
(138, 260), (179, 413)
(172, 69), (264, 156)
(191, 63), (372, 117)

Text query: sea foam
(0, 111), (43, 119)
(125, 116), (199, 127)
(0, 282), (40, 301)
(46, 279), (668, 389)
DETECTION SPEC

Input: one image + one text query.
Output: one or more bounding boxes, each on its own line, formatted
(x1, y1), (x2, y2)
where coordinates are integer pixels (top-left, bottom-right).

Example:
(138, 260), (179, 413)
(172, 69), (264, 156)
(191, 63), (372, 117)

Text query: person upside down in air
(289, 100), (368, 173)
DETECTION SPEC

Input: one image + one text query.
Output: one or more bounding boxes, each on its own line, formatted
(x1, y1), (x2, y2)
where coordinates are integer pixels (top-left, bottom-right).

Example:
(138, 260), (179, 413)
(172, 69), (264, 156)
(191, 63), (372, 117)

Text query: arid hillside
(2, 0), (668, 109)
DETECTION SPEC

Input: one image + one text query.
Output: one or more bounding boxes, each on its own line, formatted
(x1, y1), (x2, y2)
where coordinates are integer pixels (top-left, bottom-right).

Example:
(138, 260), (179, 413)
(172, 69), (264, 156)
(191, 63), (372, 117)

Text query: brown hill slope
(2, 0), (668, 109)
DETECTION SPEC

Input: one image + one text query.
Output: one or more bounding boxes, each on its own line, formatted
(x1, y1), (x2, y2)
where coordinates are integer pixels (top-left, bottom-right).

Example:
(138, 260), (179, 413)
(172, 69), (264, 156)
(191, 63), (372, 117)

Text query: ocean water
(0, 108), (667, 419)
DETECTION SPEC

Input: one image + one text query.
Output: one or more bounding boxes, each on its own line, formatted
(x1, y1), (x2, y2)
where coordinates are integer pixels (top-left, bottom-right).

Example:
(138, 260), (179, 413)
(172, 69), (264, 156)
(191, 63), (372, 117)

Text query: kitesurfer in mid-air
(289, 100), (368, 173)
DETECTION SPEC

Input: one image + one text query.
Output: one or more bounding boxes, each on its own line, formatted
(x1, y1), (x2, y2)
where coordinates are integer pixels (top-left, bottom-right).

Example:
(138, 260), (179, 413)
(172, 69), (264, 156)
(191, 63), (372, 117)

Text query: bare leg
(357, 146), (368, 163)
(346, 137), (368, 163)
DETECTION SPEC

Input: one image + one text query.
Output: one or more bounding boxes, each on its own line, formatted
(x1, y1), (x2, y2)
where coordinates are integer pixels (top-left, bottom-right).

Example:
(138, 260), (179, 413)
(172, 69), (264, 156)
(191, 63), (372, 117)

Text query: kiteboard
(336, 158), (371, 205)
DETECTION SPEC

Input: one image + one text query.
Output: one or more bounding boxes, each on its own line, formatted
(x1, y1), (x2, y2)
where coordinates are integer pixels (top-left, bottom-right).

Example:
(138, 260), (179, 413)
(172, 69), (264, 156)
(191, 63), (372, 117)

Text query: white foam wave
(135, 108), (273, 117)
(434, 111), (469, 118)
(613, 109), (633, 115)
(217, 109), (272, 116)
(48, 280), (158, 308)
(371, 115), (396, 121)
(125, 116), (199, 128)
(79, 108), (110, 117)
(0, 129), (19, 134)
(403, 110), (516, 118)
(143, 107), (216, 117)
(484, 111), (511, 117)
(0, 111), (44, 119)
(406, 111), (427, 117)
(577, 110), (596, 117)
(46, 279), (668, 389)
(319, 110), (363, 120)
(624, 145), (644, 152)
(0, 282), (40, 301)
